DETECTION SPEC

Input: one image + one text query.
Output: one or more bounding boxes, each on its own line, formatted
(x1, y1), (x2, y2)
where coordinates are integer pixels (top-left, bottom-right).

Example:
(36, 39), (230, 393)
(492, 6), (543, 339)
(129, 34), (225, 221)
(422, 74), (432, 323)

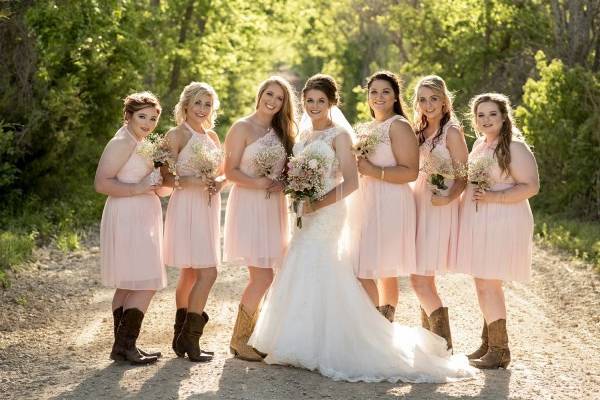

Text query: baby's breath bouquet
(253, 143), (286, 199)
(420, 152), (457, 196)
(184, 142), (224, 206)
(459, 156), (495, 212)
(352, 123), (383, 158)
(284, 141), (333, 228)
(137, 135), (175, 185)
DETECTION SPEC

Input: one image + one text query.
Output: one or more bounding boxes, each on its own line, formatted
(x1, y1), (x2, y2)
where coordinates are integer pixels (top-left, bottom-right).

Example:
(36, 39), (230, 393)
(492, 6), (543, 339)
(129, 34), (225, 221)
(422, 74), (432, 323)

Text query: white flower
(308, 159), (319, 169)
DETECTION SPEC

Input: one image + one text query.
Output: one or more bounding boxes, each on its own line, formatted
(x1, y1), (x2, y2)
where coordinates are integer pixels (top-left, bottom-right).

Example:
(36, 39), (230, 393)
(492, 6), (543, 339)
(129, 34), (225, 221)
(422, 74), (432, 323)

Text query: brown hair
(413, 75), (458, 150)
(470, 93), (520, 175)
(301, 74), (340, 105)
(123, 91), (161, 121)
(366, 71), (409, 120)
(255, 76), (298, 157)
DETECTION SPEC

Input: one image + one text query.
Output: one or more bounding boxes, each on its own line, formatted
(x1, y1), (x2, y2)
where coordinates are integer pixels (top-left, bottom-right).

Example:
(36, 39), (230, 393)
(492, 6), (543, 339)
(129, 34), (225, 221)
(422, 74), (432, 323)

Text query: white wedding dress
(249, 126), (477, 383)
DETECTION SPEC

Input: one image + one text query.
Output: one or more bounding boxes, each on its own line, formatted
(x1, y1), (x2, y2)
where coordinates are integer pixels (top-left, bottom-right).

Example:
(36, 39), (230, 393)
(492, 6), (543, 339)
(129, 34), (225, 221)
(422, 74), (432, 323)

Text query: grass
(0, 231), (36, 288)
(534, 211), (600, 270)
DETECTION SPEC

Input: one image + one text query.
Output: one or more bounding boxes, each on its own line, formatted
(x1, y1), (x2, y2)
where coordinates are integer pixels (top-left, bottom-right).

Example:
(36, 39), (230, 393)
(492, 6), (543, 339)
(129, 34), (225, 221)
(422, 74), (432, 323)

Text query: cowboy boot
(230, 304), (263, 361)
(378, 304), (395, 322)
(428, 307), (453, 351)
(176, 312), (214, 362)
(420, 307), (430, 330)
(470, 319), (511, 369)
(467, 320), (488, 360)
(110, 307), (161, 361)
(112, 308), (158, 365)
(172, 308), (187, 356)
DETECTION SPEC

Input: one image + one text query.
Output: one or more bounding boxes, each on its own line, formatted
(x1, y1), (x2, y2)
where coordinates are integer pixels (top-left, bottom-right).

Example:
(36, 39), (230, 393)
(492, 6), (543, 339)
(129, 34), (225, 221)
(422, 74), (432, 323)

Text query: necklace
(248, 116), (272, 133)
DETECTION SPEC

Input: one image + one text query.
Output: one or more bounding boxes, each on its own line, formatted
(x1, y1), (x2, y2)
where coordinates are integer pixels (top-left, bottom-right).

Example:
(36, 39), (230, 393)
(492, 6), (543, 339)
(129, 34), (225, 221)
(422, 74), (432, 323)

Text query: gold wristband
(380, 167), (385, 180)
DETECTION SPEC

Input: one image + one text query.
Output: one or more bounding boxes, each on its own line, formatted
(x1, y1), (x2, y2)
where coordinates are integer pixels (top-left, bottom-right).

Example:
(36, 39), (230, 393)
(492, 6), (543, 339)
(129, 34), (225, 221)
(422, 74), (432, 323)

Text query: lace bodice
(176, 124), (220, 177)
(116, 126), (153, 184)
(470, 136), (518, 190)
(239, 129), (286, 178)
(293, 125), (343, 195)
(418, 120), (460, 177)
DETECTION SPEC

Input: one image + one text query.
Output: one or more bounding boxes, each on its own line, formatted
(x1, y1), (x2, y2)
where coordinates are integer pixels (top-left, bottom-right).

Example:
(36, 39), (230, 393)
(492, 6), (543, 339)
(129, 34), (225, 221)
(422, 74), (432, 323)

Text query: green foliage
(517, 51), (600, 219)
(0, 231), (36, 287)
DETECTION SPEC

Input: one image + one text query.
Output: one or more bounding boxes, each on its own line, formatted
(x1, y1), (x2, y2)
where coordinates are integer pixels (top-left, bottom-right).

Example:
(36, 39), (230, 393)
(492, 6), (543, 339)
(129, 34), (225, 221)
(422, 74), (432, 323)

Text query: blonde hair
(123, 91), (161, 122)
(413, 75), (457, 149)
(173, 82), (220, 128)
(255, 76), (298, 156)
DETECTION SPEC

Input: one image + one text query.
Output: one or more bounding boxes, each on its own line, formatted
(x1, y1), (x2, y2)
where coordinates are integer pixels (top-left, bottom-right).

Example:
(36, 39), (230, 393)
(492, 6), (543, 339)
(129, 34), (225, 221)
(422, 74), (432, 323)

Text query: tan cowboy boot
(420, 307), (430, 330)
(470, 319), (511, 369)
(467, 321), (488, 360)
(428, 307), (453, 351)
(230, 304), (263, 361)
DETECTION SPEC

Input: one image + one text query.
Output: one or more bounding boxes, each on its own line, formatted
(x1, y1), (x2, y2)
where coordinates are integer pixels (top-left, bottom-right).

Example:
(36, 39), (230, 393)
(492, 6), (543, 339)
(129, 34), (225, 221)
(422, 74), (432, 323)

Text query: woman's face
(258, 83), (285, 117)
(475, 101), (504, 137)
(186, 93), (213, 128)
(303, 89), (331, 124)
(368, 79), (396, 116)
(417, 86), (445, 121)
(126, 106), (160, 139)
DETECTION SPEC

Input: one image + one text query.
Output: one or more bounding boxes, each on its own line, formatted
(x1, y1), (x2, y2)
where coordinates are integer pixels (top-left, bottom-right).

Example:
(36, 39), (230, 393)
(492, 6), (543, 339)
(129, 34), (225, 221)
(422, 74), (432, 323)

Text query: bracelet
(380, 167), (385, 180)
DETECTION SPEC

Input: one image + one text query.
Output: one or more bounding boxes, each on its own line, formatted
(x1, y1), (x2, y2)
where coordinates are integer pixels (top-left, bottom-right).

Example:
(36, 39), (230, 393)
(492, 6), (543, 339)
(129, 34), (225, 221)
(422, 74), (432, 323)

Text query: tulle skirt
(412, 173), (460, 276)
(455, 184), (533, 282)
(250, 200), (477, 383)
(356, 177), (417, 278)
(100, 194), (167, 290)
(163, 186), (221, 268)
(223, 185), (289, 269)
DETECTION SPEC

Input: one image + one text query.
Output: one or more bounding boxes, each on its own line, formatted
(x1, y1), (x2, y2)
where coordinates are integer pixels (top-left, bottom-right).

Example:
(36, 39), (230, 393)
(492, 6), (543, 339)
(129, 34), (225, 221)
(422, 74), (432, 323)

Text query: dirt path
(1, 230), (599, 399)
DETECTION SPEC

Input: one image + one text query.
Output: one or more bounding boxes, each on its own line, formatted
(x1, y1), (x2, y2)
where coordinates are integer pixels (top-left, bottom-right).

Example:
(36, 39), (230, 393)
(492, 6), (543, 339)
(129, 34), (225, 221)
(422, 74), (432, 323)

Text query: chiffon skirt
(223, 185), (288, 269)
(100, 193), (167, 290)
(163, 186), (221, 268)
(412, 173), (460, 276)
(355, 177), (417, 278)
(455, 184), (534, 282)
(250, 201), (477, 383)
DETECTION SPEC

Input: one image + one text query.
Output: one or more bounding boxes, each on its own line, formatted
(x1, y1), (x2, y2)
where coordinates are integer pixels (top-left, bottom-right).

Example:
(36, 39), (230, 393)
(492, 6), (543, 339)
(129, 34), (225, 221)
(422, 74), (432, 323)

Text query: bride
(249, 74), (476, 383)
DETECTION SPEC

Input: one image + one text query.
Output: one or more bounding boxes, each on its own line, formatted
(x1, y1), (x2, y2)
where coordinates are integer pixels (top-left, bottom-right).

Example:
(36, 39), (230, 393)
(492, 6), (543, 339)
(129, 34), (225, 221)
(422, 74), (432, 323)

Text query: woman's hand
(303, 200), (316, 214)
(472, 187), (497, 203)
(356, 157), (374, 177)
(135, 171), (161, 195)
(431, 194), (451, 206)
(267, 180), (284, 194)
(207, 177), (227, 196)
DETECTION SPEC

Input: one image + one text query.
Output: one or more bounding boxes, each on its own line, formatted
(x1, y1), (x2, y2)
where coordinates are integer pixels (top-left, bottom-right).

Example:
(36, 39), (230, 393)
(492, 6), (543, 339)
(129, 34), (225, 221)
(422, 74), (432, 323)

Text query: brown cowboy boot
(172, 308), (187, 356)
(110, 307), (161, 361)
(470, 319), (511, 369)
(112, 308), (158, 365)
(467, 321), (488, 360)
(230, 304), (263, 361)
(176, 311), (214, 362)
(420, 307), (430, 330)
(428, 307), (453, 351)
(378, 304), (395, 322)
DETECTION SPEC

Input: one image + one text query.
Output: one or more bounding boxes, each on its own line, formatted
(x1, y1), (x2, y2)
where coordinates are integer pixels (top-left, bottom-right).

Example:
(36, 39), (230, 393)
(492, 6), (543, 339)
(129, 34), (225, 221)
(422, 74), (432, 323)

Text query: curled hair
(301, 74), (340, 106)
(366, 70), (409, 120)
(470, 93), (522, 175)
(412, 75), (458, 150)
(255, 76), (298, 157)
(123, 91), (161, 121)
(173, 82), (220, 129)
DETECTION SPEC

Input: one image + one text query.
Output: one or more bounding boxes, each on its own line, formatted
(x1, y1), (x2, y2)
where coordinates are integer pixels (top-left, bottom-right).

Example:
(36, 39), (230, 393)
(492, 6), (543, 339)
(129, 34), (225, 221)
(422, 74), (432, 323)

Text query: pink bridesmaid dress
(163, 124), (221, 268)
(412, 121), (461, 276)
(455, 137), (534, 282)
(100, 126), (167, 290)
(356, 115), (417, 279)
(224, 129), (289, 269)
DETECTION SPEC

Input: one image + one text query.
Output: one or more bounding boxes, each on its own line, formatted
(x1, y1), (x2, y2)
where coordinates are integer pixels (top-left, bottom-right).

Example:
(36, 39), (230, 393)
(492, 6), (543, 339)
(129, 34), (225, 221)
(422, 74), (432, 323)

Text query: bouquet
(252, 143), (286, 199)
(420, 151), (457, 196)
(460, 156), (494, 212)
(183, 142), (224, 206)
(137, 135), (175, 185)
(352, 123), (383, 158)
(284, 142), (333, 228)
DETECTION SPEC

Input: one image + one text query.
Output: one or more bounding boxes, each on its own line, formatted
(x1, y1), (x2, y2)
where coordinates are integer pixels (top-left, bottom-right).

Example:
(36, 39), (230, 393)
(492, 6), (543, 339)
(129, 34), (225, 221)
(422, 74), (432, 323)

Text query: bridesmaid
(456, 93), (539, 369)
(409, 75), (468, 350)
(163, 82), (226, 362)
(224, 76), (296, 361)
(94, 91), (167, 365)
(356, 71), (419, 322)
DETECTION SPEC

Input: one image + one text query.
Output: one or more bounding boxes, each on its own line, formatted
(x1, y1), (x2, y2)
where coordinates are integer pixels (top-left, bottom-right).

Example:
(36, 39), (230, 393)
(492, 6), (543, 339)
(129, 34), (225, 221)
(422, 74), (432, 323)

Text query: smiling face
(186, 93), (213, 128)
(257, 83), (285, 116)
(417, 86), (445, 121)
(368, 79), (396, 117)
(475, 101), (505, 137)
(303, 89), (331, 124)
(126, 106), (160, 139)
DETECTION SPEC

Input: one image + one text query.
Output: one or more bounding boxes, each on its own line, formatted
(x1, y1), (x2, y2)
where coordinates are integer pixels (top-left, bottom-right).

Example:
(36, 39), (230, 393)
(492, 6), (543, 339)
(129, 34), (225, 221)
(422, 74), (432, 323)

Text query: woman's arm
(432, 126), (468, 206)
